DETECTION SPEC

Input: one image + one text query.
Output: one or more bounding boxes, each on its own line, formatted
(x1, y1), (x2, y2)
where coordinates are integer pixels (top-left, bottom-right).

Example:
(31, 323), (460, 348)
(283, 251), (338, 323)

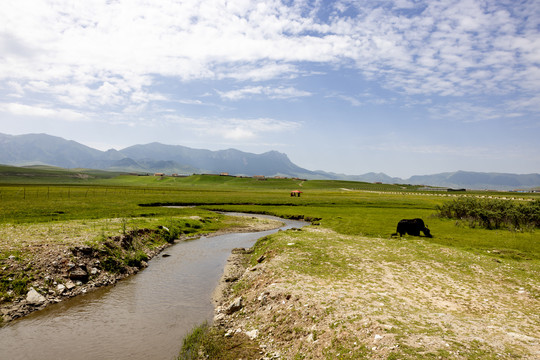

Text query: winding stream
(0, 214), (305, 360)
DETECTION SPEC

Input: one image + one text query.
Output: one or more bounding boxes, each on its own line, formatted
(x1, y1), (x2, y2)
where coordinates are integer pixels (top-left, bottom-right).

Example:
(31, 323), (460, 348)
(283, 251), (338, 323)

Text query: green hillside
(0, 164), (123, 184)
(98, 173), (427, 191)
(0, 165), (419, 191)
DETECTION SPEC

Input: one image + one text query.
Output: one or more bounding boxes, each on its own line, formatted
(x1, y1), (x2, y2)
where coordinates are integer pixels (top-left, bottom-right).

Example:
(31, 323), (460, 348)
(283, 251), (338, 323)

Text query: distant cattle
(392, 218), (432, 238)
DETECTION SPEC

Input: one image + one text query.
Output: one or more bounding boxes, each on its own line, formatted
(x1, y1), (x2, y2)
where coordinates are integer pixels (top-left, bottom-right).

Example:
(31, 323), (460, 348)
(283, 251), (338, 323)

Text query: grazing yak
(392, 218), (432, 238)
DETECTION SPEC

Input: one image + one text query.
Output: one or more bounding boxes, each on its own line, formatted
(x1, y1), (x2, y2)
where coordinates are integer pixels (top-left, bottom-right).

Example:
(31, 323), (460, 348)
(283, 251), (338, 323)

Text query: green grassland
(1, 167), (539, 358)
(1, 167), (538, 259)
(0, 164), (123, 183)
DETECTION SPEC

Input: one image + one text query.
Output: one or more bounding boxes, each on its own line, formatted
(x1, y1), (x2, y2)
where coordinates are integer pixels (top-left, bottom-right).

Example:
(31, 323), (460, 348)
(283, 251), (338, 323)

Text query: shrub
(0, 275), (29, 302)
(101, 256), (126, 273)
(124, 250), (148, 267)
(437, 198), (540, 230)
(178, 322), (211, 360)
(11, 278), (29, 296)
(178, 321), (260, 360)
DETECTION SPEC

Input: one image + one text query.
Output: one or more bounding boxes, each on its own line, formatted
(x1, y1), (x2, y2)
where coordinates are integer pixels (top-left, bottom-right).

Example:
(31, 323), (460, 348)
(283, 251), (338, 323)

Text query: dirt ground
(212, 226), (540, 359)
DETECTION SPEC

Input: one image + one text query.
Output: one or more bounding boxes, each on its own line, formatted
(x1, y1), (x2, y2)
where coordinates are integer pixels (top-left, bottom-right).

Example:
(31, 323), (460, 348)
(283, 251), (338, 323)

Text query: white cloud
(218, 86), (311, 100)
(0, 102), (85, 121)
(6, 81), (24, 98)
(428, 100), (527, 123)
(218, 86), (264, 100)
(393, 0), (416, 9)
(216, 62), (300, 81)
(326, 93), (362, 107)
(223, 127), (256, 140)
(506, 94), (540, 113)
(1, 0), (539, 117)
(177, 99), (204, 105)
(165, 115), (301, 140)
(327, 91), (398, 107)
(212, 117), (301, 140)
(130, 90), (168, 104)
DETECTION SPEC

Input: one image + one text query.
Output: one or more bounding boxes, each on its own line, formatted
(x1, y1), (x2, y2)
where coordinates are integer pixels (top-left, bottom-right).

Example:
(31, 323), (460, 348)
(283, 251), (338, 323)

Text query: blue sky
(1, 0), (539, 178)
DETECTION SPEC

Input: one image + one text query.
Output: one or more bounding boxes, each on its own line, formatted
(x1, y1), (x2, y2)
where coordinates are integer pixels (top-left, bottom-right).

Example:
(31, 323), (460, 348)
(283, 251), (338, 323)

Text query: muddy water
(0, 214), (305, 360)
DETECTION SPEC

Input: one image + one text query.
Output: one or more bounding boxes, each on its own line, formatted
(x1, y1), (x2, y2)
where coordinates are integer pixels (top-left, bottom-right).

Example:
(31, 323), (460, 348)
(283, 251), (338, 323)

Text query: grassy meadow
(1, 166), (539, 358)
(1, 168), (539, 282)
(1, 168), (537, 256)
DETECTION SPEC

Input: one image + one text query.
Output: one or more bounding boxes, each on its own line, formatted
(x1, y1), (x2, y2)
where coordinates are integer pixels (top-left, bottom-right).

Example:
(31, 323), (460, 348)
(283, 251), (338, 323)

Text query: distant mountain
(0, 133), (105, 168)
(0, 133), (538, 190)
(316, 171), (403, 184)
(0, 133), (318, 178)
(118, 142), (312, 176)
(309, 170), (540, 190)
(406, 171), (540, 191)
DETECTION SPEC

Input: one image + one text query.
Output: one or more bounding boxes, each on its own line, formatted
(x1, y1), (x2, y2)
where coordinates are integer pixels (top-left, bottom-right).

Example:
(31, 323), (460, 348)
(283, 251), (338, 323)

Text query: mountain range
(0, 133), (538, 191)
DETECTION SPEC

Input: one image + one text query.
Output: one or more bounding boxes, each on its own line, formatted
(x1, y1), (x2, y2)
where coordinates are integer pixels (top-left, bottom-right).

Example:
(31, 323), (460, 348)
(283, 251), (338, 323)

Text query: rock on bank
(0, 228), (183, 324)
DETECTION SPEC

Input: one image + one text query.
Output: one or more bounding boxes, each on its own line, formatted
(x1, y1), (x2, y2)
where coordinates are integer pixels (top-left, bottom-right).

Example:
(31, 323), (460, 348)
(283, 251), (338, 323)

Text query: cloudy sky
(1, 0), (539, 178)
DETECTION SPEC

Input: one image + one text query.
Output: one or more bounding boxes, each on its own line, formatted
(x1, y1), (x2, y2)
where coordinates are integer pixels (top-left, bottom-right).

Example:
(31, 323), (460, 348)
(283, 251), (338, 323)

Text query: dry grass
(1, 218), (138, 250)
(212, 226), (540, 359)
(0, 215), (283, 255)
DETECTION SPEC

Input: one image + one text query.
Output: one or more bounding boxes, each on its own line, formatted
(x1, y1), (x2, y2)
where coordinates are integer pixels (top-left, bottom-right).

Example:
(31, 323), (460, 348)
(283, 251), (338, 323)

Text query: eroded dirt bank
(0, 215), (283, 325)
(1, 228), (181, 323)
(207, 227), (540, 359)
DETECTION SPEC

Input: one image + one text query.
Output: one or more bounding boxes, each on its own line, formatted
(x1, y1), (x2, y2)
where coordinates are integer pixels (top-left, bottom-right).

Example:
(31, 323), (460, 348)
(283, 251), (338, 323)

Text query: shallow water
(0, 214), (305, 360)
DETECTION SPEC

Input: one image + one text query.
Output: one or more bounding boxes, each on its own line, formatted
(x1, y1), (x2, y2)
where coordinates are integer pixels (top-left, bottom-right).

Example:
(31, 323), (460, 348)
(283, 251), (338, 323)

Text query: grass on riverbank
(195, 225), (540, 359)
(202, 200), (540, 262)
(179, 321), (262, 360)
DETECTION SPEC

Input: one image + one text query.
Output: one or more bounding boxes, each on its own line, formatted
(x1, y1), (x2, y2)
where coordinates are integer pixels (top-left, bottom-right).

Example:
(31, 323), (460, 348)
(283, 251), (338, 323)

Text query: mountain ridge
(0, 133), (538, 190)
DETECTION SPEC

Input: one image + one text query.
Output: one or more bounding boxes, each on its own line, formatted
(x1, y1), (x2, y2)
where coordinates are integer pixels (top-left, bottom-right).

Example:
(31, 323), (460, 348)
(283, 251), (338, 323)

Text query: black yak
(392, 218), (432, 238)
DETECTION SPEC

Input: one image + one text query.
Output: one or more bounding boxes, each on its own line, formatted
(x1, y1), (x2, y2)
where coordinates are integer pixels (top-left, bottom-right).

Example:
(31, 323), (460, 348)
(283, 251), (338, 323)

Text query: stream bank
(0, 214), (303, 360)
(0, 214), (282, 325)
(1, 227), (185, 323)
(186, 226), (540, 359)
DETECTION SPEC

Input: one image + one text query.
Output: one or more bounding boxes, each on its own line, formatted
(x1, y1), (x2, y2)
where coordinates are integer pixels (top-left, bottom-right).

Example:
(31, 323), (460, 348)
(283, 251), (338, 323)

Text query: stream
(0, 214), (305, 360)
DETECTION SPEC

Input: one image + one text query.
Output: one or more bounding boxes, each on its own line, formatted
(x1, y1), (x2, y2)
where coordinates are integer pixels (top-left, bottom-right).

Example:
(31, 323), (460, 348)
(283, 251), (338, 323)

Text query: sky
(1, 0), (539, 178)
